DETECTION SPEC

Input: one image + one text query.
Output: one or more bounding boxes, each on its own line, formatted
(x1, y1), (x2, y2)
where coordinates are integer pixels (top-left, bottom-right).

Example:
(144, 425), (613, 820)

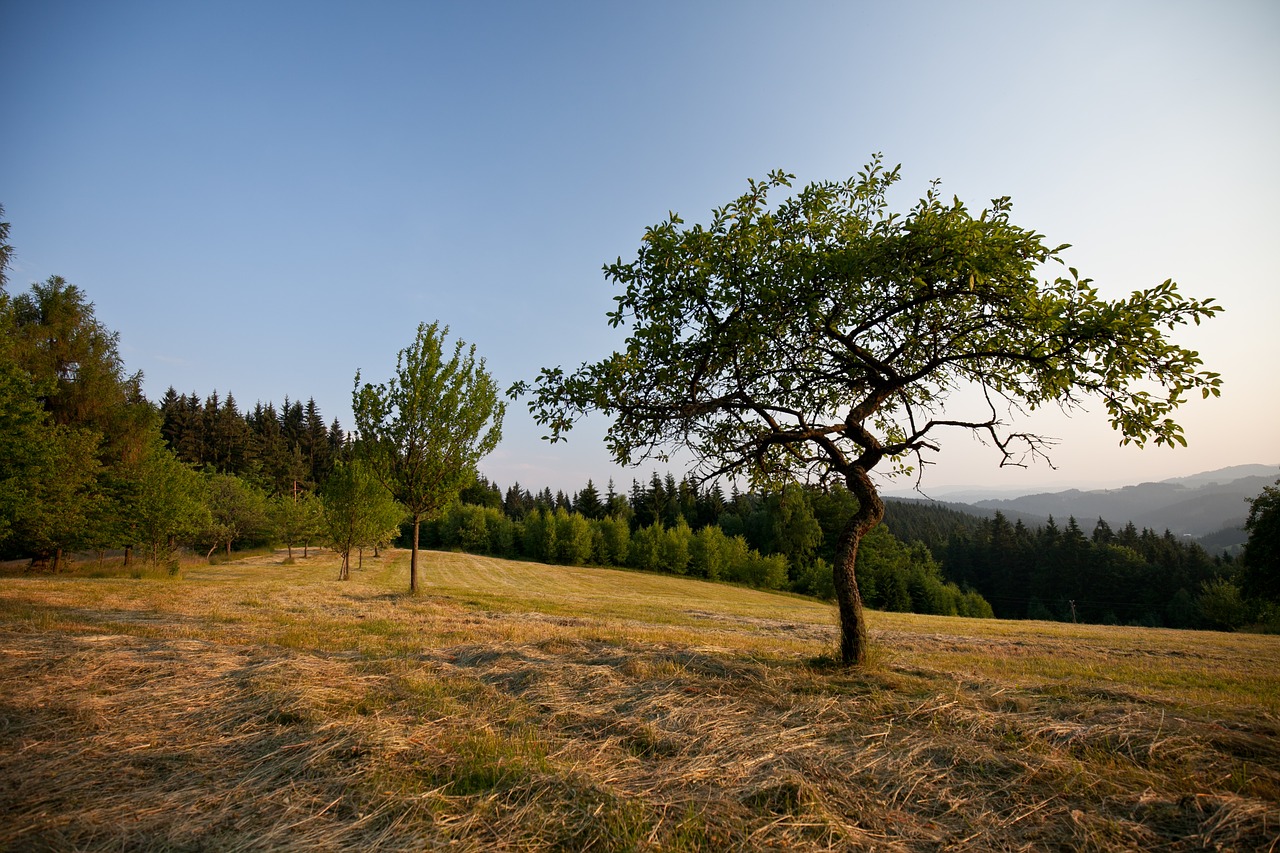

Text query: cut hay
(1, 550), (1277, 850)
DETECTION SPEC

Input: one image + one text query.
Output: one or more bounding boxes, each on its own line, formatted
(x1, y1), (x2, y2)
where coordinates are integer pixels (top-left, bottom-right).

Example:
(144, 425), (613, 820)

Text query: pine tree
(575, 479), (604, 520)
(303, 398), (332, 484)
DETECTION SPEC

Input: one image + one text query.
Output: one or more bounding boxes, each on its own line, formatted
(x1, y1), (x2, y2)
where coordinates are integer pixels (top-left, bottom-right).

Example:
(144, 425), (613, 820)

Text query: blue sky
(3, 0), (1277, 496)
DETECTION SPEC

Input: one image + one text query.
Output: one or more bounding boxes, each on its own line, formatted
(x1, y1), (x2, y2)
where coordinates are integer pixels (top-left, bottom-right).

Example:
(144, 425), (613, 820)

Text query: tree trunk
(124, 545), (133, 567)
(410, 516), (421, 593)
(833, 466), (886, 667)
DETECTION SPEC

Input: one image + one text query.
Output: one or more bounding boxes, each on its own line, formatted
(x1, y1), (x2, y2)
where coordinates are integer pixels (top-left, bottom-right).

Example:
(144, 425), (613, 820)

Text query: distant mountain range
(891, 464), (1279, 550)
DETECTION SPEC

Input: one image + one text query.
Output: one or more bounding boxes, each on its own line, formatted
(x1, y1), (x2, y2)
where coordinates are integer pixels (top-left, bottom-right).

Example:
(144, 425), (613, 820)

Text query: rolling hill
(895, 465), (1278, 549)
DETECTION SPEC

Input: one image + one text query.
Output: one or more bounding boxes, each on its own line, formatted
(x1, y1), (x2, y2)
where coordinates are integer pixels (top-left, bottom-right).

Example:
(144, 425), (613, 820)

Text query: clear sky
(3, 0), (1277, 497)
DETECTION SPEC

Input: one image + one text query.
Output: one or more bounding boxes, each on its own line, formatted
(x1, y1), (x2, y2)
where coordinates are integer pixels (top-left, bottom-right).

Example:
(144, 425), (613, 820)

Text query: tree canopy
(516, 157), (1223, 665)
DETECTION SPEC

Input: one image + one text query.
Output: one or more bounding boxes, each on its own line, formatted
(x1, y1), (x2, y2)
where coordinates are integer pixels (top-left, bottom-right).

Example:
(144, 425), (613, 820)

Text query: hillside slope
(965, 468), (1279, 539)
(0, 549), (1277, 851)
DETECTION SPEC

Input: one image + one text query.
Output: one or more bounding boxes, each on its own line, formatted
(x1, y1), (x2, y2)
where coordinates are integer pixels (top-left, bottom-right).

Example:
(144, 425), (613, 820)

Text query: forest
(1, 207), (1276, 632)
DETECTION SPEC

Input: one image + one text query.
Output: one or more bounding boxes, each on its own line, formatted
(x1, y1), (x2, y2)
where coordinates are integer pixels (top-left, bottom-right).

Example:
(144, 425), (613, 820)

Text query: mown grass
(0, 548), (1277, 851)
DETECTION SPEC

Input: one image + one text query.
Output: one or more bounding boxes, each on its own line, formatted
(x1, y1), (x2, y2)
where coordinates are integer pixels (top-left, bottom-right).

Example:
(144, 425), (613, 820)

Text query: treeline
(938, 512), (1264, 630)
(0, 264), (399, 568)
(432, 477), (1277, 632)
(0, 267), (396, 571)
(424, 475), (994, 618)
(158, 389), (346, 494)
(880, 499), (1274, 631)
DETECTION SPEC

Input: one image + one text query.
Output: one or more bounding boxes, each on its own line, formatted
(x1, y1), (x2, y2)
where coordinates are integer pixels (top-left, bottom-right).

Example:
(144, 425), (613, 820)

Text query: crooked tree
(515, 157), (1222, 666)
(353, 322), (505, 593)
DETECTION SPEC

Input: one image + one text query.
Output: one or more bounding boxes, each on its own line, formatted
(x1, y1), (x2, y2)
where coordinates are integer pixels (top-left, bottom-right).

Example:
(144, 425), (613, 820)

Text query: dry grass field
(1, 549), (1277, 851)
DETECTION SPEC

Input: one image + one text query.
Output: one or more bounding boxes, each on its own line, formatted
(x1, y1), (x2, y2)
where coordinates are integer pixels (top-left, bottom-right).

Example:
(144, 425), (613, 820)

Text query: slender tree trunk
(124, 545), (133, 567)
(833, 466), (886, 667)
(410, 515), (421, 593)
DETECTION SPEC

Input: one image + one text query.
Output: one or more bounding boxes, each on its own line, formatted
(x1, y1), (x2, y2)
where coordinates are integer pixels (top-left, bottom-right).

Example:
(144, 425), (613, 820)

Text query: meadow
(1, 549), (1277, 851)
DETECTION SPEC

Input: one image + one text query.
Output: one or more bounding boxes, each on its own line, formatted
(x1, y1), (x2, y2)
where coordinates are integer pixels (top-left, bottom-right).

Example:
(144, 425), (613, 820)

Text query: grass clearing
(1, 548), (1277, 850)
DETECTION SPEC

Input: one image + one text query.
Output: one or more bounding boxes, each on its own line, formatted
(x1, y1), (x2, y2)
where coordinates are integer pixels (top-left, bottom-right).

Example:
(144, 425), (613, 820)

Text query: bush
(628, 522), (663, 572)
(657, 519), (692, 575)
(431, 503), (516, 557)
(727, 551), (788, 590)
(592, 516), (630, 566)
(790, 558), (835, 600)
(552, 508), (593, 565)
(689, 525), (733, 580)
(1198, 578), (1248, 631)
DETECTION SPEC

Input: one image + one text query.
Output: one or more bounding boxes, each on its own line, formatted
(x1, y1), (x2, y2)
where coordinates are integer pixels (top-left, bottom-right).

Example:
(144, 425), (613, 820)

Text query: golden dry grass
(1, 549), (1277, 851)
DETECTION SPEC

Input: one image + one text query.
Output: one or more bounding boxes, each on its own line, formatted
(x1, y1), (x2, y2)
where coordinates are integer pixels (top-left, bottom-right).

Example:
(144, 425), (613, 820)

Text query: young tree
(353, 322), (505, 592)
(321, 461), (404, 580)
(516, 157), (1222, 666)
(200, 473), (268, 559)
(122, 436), (209, 564)
(270, 489), (325, 560)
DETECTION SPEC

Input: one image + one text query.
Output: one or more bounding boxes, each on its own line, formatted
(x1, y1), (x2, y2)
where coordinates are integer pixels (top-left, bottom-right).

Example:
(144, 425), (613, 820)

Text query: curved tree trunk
(833, 466), (886, 667)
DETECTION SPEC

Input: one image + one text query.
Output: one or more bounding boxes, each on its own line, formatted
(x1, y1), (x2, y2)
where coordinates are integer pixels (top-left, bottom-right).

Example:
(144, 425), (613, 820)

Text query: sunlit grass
(1, 547), (1276, 851)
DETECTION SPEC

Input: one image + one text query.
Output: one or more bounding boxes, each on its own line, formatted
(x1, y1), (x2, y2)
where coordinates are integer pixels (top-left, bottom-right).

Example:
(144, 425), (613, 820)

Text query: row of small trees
(7, 450), (405, 578)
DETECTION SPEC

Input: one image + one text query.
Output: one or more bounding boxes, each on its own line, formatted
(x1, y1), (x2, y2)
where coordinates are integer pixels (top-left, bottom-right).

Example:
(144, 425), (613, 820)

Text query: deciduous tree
(516, 157), (1222, 666)
(353, 322), (505, 592)
(270, 489), (325, 560)
(123, 436), (209, 564)
(200, 473), (268, 559)
(321, 460), (404, 580)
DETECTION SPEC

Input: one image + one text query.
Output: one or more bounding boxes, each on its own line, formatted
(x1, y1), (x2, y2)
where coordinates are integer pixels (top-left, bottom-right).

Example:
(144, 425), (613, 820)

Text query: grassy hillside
(1, 550), (1277, 851)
